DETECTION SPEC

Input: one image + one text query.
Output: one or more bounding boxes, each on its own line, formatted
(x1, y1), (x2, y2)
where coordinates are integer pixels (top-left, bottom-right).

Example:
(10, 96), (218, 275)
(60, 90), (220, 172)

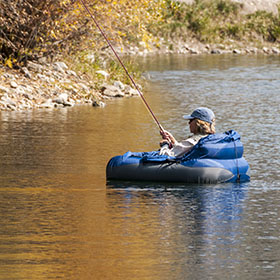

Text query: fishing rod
(79, 0), (165, 134)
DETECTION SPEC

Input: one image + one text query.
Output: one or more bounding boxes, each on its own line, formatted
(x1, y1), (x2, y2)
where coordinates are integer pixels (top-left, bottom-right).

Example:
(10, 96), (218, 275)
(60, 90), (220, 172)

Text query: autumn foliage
(0, 1), (64, 63)
(0, 0), (165, 67)
(1, 0), (280, 68)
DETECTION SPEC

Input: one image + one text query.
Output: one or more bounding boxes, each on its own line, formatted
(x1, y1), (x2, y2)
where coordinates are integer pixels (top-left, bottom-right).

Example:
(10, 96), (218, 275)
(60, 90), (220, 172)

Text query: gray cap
(183, 107), (215, 124)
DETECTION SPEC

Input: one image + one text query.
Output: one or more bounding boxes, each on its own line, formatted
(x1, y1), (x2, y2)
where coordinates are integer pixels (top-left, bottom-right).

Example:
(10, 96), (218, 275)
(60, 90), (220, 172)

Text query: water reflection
(106, 182), (248, 279)
(1, 54), (280, 280)
(140, 54), (280, 188)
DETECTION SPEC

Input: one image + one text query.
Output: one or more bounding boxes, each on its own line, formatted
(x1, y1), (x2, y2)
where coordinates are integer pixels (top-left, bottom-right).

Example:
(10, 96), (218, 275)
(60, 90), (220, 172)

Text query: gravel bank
(0, 60), (139, 111)
(1, 0), (280, 112)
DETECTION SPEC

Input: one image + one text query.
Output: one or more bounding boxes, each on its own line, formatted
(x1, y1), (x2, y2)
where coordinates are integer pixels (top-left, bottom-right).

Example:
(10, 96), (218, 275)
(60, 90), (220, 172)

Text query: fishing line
(79, 0), (164, 133)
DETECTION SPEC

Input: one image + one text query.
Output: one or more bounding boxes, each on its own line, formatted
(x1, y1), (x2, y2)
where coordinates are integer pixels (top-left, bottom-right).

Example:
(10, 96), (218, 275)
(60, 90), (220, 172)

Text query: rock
(39, 99), (54, 109)
(14, 86), (26, 95)
(0, 85), (11, 94)
(272, 47), (280, 54)
(124, 85), (139, 96)
(178, 47), (188, 54)
(3, 73), (15, 79)
(87, 54), (95, 63)
(37, 73), (49, 82)
(66, 70), (78, 77)
(44, 70), (53, 77)
(263, 47), (270, 54)
(238, 0), (280, 15)
(249, 47), (258, 53)
(22, 85), (34, 94)
(189, 48), (199, 54)
(96, 70), (109, 79)
(114, 81), (125, 90)
(53, 93), (74, 107)
(38, 57), (48, 65)
(101, 84), (124, 97)
(1, 95), (17, 108)
(54, 103), (64, 108)
(53, 93), (69, 104)
(83, 98), (93, 103)
(53, 61), (68, 73)
(78, 83), (89, 91)
(64, 100), (74, 107)
(21, 67), (32, 79)
(18, 100), (32, 110)
(69, 98), (75, 104)
(233, 49), (242, 54)
(23, 93), (33, 100)
(49, 77), (55, 83)
(10, 81), (18, 88)
(27, 61), (43, 73)
(0, 101), (7, 109)
(92, 100), (106, 107)
(211, 49), (222, 54)
(52, 71), (64, 79)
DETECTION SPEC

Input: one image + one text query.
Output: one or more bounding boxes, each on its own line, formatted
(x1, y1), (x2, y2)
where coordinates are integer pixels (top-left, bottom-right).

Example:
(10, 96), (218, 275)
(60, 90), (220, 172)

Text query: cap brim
(183, 115), (194, 120)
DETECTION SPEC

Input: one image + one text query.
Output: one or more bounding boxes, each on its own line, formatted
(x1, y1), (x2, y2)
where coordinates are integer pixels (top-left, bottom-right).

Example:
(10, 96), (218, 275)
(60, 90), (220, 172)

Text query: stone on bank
(0, 60), (141, 111)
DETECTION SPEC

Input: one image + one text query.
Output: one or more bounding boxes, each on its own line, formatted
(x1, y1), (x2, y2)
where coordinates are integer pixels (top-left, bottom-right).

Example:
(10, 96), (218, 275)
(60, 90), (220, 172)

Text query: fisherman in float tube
(159, 107), (216, 157)
(81, 0), (250, 183)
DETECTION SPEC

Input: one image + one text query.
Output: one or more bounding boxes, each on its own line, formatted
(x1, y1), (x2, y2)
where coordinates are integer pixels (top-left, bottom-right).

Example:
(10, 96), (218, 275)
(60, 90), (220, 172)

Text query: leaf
(50, 30), (57, 39)
(5, 58), (13, 69)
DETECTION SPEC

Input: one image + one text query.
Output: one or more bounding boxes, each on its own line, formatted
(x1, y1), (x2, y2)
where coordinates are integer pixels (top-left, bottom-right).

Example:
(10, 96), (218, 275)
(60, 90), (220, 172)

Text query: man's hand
(160, 130), (176, 145)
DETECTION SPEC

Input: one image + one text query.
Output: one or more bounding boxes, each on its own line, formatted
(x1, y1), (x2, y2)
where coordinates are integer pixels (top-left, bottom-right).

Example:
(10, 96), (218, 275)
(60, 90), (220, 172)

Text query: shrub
(0, 0), (80, 65)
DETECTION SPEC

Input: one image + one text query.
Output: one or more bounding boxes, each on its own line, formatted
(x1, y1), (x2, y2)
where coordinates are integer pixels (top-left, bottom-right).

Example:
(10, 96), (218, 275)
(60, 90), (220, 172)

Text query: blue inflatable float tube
(106, 130), (250, 184)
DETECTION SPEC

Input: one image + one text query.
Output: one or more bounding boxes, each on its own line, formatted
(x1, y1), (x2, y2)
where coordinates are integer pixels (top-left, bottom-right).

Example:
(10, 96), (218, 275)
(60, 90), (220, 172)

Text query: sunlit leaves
(5, 58), (13, 69)
(0, 0), (167, 64)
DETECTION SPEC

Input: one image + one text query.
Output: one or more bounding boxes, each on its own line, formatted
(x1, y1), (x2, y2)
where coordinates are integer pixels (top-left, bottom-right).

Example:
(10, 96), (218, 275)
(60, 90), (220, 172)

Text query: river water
(0, 54), (279, 280)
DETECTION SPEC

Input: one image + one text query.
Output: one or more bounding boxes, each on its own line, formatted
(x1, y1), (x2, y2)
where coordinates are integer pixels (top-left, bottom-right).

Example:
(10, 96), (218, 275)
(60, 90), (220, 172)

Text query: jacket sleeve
(159, 139), (194, 157)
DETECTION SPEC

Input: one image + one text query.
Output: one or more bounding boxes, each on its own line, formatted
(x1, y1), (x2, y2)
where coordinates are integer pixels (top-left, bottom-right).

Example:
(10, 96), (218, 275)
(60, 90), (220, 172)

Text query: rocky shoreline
(1, 42), (280, 112)
(2, 0), (280, 112)
(123, 40), (280, 57)
(0, 58), (140, 111)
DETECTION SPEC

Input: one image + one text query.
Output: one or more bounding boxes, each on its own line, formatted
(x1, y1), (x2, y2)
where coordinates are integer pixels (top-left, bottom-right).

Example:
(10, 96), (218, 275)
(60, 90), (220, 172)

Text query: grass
(64, 50), (141, 90)
(4, 0), (278, 89)
(63, 0), (280, 88)
(148, 0), (280, 45)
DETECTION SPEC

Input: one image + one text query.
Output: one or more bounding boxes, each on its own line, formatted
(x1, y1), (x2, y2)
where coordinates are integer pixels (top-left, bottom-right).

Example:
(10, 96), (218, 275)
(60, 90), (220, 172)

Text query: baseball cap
(183, 107), (215, 124)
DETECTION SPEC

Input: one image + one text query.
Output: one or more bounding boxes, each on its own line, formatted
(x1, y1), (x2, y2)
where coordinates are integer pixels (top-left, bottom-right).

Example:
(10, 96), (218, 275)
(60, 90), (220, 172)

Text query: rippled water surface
(0, 54), (279, 280)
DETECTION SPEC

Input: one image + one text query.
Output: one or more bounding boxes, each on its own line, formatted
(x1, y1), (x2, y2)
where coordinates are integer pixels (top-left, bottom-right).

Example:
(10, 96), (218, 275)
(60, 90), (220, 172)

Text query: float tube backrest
(138, 130), (243, 164)
(182, 130), (243, 161)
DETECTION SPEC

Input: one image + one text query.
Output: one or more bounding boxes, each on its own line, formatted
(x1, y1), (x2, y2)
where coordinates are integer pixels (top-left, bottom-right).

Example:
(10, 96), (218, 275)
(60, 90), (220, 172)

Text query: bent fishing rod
(79, 0), (165, 134)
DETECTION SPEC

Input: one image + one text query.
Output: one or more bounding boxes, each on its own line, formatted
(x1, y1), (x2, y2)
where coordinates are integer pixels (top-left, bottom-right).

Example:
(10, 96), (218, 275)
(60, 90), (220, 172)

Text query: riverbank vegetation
(2, 1), (280, 57)
(1, 0), (280, 107)
(0, 0), (163, 85)
(155, 0), (280, 46)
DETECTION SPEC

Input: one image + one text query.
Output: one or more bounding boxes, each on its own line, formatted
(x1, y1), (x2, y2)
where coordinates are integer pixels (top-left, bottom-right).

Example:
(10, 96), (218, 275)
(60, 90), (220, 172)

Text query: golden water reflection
(1, 54), (280, 280)
(0, 182), (249, 280)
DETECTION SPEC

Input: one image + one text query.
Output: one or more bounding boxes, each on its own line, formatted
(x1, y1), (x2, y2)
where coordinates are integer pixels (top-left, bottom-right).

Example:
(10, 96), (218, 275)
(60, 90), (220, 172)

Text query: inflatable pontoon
(106, 130), (250, 184)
